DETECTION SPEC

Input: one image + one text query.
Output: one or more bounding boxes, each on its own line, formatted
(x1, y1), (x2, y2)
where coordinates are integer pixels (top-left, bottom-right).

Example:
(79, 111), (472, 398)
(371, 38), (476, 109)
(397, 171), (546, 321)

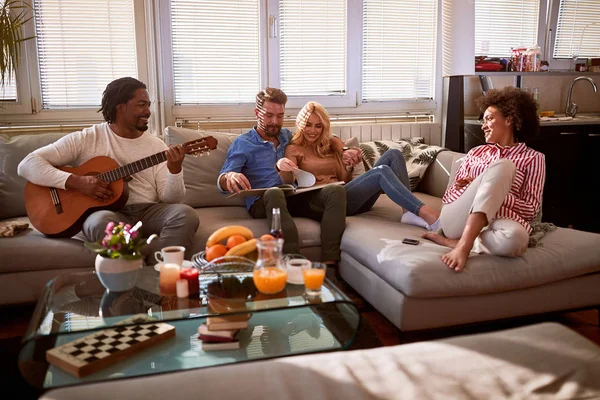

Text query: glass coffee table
(19, 265), (360, 391)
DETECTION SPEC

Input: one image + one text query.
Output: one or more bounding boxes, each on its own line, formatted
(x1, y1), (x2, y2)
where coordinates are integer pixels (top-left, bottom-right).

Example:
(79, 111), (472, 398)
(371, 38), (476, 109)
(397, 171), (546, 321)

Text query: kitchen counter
(465, 113), (600, 127)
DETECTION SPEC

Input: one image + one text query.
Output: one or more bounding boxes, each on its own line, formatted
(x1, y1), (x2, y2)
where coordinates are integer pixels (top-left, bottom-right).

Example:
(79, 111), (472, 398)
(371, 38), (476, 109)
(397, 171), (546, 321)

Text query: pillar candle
(180, 267), (200, 295)
(176, 279), (189, 298)
(160, 263), (180, 296)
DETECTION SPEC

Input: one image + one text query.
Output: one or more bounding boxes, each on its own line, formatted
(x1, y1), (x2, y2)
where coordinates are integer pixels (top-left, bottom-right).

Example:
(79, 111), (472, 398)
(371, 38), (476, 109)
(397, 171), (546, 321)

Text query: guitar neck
(97, 151), (167, 182)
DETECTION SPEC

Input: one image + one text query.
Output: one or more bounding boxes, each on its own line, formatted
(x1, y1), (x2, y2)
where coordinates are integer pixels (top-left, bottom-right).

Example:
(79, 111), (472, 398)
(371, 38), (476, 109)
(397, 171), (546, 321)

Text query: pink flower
(130, 231), (139, 239)
(112, 243), (122, 251)
(105, 221), (115, 234)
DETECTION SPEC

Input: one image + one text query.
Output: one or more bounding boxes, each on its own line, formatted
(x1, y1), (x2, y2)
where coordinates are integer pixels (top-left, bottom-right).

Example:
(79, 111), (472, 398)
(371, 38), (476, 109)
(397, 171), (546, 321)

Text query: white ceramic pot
(95, 255), (143, 292)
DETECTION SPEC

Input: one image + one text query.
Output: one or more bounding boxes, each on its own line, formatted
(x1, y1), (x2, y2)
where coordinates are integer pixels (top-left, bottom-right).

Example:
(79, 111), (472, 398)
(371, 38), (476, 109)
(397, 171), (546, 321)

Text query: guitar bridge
(50, 188), (63, 215)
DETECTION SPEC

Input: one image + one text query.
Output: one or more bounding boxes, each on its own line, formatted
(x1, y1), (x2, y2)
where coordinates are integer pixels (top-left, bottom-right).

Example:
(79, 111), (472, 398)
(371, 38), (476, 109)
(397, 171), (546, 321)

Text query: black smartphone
(402, 238), (420, 245)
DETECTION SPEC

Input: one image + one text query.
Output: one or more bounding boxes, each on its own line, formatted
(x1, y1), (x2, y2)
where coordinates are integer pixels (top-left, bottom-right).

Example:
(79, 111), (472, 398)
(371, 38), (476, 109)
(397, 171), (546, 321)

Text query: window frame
(0, 0), (151, 125)
(546, 0), (600, 68)
(160, 0), (439, 126)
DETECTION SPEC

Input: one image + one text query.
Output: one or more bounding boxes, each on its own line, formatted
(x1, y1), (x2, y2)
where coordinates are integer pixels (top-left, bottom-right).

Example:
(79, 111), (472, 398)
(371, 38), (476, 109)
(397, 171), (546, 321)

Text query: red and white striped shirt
(442, 143), (546, 233)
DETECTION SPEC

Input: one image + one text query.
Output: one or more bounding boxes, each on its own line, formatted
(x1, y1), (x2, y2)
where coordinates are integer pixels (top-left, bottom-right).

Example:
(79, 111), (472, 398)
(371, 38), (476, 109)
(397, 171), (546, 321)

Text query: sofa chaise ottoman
(38, 322), (600, 400)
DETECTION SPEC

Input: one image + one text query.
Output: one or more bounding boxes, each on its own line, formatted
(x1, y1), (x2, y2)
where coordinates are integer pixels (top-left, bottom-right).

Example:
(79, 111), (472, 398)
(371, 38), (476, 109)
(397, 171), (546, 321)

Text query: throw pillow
(0, 132), (69, 220)
(164, 126), (247, 208)
(359, 137), (447, 191)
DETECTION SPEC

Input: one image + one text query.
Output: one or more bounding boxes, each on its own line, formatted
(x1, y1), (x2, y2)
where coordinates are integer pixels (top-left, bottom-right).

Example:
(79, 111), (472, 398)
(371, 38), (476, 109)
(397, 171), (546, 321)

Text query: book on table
(201, 340), (241, 351)
(226, 181), (345, 199)
(198, 323), (239, 343)
(206, 313), (251, 331)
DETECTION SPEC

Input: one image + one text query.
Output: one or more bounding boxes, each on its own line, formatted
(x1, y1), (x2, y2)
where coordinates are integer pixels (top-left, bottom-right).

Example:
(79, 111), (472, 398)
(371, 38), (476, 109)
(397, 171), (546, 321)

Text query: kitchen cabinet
(576, 125), (600, 232)
(464, 119), (600, 233)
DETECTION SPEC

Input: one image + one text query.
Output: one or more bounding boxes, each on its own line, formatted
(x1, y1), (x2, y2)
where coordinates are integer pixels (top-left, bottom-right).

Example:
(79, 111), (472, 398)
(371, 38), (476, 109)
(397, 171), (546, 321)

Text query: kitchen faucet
(565, 76), (598, 118)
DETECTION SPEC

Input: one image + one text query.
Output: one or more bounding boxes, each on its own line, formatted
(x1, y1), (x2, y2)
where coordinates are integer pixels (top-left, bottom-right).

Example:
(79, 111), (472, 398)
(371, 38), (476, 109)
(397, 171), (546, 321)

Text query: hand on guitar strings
(166, 144), (186, 174)
(66, 175), (113, 202)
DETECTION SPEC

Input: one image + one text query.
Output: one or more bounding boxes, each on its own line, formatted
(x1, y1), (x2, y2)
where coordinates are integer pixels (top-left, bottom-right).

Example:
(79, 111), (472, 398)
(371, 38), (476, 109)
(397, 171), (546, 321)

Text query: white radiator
(209, 122), (442, 146)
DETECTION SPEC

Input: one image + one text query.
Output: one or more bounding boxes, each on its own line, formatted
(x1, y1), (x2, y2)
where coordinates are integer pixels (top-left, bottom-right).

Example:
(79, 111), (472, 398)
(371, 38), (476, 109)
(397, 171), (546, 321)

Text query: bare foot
(421, 232), (458, 248)
(441, 246), (471, 272)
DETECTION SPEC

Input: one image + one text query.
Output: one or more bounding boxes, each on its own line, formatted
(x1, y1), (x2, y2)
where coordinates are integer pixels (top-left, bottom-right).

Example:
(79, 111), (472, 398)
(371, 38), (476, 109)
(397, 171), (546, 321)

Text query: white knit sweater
(17, 123), (185, 205)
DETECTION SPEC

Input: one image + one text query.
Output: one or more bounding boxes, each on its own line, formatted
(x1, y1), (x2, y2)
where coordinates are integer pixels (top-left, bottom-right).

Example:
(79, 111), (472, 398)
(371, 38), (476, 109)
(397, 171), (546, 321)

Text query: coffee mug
(155, 246), (185, 266)
(286, 258), (311, 285)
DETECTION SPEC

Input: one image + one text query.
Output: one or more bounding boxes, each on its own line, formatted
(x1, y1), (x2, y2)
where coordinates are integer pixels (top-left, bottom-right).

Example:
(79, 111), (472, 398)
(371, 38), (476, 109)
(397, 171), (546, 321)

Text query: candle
(180, 267), (199, 295)
(160, 263), (180, 295)
(176, 279), (189, 298)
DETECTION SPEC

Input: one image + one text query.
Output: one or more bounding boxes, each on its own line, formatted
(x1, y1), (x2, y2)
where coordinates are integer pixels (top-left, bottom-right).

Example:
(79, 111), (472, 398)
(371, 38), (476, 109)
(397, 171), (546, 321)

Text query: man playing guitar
(18, 77), (199, 263)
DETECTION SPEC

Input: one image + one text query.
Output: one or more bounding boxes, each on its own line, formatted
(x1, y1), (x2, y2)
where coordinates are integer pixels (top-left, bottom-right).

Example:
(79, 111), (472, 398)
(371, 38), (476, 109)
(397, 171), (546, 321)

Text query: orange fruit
(226, 234), (247, 250)
(205, 244), (227, 262)
(260, 234), (275, 241)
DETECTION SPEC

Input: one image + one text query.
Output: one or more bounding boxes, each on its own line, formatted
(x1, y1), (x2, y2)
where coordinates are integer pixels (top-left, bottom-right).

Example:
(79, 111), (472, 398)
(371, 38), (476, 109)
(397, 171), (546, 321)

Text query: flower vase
(95, 254), (143, 292)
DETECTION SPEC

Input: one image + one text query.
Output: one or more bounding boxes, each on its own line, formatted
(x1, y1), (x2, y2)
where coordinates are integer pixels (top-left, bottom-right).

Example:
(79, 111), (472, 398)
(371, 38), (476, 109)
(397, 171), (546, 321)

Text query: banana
(225, 238), (258, 257)
(206, 225), (254, 247)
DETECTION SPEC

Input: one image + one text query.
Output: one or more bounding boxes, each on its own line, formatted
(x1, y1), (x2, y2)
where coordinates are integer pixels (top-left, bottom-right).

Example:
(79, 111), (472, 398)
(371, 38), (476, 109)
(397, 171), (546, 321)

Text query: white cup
(154, 246), (185, 266)
(286, 259), (311, 285)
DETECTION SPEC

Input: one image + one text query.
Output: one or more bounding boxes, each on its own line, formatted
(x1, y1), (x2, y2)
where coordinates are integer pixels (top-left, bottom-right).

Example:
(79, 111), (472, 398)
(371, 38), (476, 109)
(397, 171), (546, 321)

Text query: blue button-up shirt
(219, 127), (293, 209)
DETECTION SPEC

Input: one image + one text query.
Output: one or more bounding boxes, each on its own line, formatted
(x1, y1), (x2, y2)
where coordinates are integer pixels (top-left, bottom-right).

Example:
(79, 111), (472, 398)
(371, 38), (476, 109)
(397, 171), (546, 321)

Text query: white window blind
(170, 0), (260, 105)
(33, 0), (138, 109)
(0, 78), (17, 101)
(554, 0), (600, 58)
(474, 0), (540, 57)
(279, 0), (346, 96)
(362, 0), (437, 102)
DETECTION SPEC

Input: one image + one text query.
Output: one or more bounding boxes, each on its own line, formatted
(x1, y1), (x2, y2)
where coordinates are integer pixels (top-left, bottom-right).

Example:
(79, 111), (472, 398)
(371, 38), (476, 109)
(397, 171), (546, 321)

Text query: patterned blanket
(359, 137), (448, 191)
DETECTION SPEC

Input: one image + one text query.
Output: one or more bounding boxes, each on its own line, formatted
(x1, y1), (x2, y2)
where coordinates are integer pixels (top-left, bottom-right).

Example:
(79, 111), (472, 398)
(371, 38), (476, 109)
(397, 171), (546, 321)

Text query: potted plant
(85, 221), (157, 292)
(0, 0), (34, 87)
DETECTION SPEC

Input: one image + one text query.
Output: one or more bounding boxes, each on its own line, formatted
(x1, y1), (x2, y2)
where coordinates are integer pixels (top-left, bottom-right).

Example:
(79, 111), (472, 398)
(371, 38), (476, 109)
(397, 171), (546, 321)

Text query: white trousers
(440, 159), (529, 257)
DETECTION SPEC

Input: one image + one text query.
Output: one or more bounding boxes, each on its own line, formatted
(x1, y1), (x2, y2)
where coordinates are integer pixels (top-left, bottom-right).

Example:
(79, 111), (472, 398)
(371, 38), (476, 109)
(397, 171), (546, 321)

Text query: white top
(17, 122), (185, 205)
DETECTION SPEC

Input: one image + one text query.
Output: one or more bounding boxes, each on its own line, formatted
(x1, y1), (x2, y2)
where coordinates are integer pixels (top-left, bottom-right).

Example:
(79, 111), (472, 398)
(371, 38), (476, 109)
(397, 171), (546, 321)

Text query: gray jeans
(82, 203), (199, 263)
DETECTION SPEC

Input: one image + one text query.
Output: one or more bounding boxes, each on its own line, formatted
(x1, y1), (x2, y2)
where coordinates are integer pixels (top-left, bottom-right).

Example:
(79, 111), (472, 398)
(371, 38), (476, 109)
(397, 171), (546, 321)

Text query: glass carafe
(253, 238), (287, 295)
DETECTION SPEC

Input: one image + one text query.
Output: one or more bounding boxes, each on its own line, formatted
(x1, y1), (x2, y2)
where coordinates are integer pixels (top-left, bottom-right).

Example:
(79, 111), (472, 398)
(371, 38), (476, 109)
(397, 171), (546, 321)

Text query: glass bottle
(526, 44), (542, 72)
(269, 207), (284, 239)
(253, 238), (287, 295)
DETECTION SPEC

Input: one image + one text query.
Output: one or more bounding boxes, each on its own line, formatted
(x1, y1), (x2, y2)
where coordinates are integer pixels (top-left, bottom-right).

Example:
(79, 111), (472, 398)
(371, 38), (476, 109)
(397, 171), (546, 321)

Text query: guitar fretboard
(97, 151), (167, 182)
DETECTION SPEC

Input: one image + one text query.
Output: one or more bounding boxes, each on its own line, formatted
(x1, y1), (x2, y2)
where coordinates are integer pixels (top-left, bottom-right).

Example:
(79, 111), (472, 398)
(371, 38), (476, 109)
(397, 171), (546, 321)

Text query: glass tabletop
(19, 266), (361, 390)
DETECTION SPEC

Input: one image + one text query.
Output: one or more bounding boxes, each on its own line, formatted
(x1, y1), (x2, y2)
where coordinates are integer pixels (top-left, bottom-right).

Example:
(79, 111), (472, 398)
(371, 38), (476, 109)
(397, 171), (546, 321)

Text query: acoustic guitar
(24, 136), (218, 238)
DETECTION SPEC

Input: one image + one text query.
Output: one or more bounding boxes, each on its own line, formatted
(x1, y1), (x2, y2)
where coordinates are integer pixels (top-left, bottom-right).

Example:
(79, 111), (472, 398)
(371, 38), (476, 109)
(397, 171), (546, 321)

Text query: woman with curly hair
(417, 86), (546, 272)
(278, 101), (441, 225)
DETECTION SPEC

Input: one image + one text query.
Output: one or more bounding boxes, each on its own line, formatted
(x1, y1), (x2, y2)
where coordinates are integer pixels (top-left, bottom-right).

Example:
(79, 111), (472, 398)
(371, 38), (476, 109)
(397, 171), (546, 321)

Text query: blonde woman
(278, 102), (440, 226)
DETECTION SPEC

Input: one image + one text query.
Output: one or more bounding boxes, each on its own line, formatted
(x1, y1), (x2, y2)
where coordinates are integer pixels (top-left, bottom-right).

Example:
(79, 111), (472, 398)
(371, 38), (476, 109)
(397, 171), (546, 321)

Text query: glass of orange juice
(302, 262), (326, 297)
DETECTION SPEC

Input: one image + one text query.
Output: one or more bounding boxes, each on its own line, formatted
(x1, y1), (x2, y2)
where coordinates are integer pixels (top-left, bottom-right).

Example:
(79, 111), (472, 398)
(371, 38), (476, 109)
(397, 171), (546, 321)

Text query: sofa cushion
(188, 206), (322, 256)
(164, 126), (246, 208)
(342, 196), (600, 298)
(0, 132), (69, 220)
(38, 323), (600, 400)
(0, 216), (95, 274)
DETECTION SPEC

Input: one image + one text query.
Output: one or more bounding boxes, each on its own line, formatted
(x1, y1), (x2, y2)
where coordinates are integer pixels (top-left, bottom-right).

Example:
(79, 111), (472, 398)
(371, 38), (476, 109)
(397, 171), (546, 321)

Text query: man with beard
(18, 77), (199, 262)
(218, 88), (346, 262)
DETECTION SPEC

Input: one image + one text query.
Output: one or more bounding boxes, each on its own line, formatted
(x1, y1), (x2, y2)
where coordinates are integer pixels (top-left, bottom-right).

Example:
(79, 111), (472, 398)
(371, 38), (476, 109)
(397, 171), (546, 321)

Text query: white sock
(401, 212), (429, 229)
(401, 212), (442, 231)
(429, 218), (442, 232)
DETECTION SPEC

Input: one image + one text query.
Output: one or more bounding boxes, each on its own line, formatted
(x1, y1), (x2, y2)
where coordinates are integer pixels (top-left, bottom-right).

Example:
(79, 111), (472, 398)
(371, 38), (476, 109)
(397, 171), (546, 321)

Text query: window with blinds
(474, 0), (540, 57)
(362, 0), (437, 102)
(0, 78), (17, 101)
(554, 0), (600, 58)
(33, 0), (138, 108)
(170, 0), (260, 105)
(279, 0), (346, 96)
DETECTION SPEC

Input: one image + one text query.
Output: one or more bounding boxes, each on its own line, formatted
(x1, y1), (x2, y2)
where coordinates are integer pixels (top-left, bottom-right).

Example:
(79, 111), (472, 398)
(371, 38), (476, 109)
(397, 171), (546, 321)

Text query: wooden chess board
(46, 322), (175, 377)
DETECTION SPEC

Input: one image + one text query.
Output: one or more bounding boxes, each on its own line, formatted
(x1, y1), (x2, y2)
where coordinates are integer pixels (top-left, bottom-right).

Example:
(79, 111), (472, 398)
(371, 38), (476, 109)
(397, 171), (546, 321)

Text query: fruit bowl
(197, 255), (257, 312)
(192, 251), (258, 268)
